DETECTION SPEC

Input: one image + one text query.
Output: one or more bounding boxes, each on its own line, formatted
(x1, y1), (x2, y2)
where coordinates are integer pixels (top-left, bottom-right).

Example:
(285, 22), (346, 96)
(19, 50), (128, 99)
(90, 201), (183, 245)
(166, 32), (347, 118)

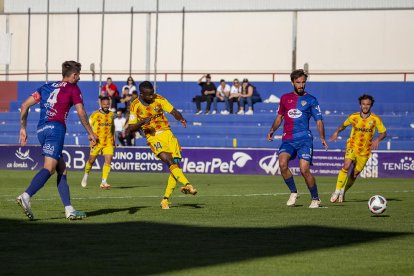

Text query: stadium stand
(0, 81), (413, 150)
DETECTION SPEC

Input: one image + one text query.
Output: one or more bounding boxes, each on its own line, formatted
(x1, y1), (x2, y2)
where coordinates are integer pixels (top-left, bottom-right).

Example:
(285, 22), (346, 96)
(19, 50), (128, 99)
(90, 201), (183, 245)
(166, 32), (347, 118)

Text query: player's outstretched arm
(371, 131), (387, 150)
(316, 120), (328, 150)
(268, 114), (283, 141)
(19, 95), (37, 146)
(75, 103), (98, 145)
(170, 108), (187, 128)
(128, 117), (151, 134)
(329, 123), (347, 142)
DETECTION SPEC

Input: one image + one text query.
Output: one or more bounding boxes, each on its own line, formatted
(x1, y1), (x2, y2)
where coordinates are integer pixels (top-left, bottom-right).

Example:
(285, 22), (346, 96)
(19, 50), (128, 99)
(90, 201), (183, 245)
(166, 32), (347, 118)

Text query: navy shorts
(279, 137), (314, 164)
(37, 122), (66, 160)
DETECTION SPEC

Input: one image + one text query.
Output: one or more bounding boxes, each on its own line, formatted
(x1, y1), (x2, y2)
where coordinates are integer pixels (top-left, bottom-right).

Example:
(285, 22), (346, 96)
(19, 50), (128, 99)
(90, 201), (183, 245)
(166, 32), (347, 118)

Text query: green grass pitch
(0, 169), (413, 275)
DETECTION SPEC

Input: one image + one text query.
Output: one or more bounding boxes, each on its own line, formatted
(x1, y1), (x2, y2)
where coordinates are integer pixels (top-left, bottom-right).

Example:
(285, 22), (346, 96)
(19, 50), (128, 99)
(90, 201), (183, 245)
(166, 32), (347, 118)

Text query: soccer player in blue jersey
(267, 69), (328, 208)
(16, 60), (97, 220)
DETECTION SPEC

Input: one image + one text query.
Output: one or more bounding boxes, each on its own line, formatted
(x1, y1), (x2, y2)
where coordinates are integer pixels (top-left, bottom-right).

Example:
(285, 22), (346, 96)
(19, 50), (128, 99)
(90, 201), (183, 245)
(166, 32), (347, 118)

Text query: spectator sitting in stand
(119, 86), (131, 114)
(229, 78), (242, 114)
(114, 109), (127, 146)
(101, 77), (119, 112)
(237, 78), (262, 115)
(124, 90), (140, 145)
(122, 76), (137, 95)
(193, 74), (216, 115)
(213, 79), (231, 115)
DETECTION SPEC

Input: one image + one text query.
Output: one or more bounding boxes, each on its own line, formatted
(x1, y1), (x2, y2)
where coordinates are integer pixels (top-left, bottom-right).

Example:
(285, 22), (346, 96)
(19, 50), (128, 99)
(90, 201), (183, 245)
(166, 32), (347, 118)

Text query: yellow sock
(344, 177), (356, 192)
(335, 168), (348, 190)
(164, 174), (177, 199)
(85, 161), (92, 174)
(169, 164), (190, 185)
(102, 163), (111, 182)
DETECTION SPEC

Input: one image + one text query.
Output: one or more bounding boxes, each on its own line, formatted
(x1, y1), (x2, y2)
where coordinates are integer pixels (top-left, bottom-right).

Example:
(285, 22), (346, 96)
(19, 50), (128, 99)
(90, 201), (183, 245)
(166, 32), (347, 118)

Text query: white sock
(65, 205), (75, 213)
(102, 179), (106, 184)
(22, 192), (30, 201)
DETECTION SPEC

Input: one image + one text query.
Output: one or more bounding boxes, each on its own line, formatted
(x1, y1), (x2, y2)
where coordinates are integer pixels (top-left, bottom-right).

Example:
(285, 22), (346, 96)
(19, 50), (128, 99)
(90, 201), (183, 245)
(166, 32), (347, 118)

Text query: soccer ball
(368, 195), (387, 214)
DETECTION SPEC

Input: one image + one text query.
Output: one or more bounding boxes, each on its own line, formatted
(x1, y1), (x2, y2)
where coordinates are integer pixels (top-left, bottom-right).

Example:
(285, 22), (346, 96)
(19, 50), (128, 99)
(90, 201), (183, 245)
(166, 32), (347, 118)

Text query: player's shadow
(0, 219), (409, 275)
(110, 185), (148, 189)
(290, 204), (304, 207)
(86, 206), (150, 216)
(345, 197), (402, 203)
(176, 203), (205, 209)
(383, 198), (402, 202)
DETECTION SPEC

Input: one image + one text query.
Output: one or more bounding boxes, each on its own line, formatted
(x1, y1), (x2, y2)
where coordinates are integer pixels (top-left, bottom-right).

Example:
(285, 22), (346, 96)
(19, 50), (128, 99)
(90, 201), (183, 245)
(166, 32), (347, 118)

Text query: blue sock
(308, 184), (319, 200)
(25, 168), (52, 197)
(57, 174), (71, 207)
(284, 176), (297, 193)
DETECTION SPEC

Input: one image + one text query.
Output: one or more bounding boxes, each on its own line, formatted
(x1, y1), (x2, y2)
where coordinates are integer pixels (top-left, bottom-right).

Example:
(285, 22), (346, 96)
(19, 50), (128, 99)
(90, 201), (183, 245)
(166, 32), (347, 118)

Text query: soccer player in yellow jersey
(329, 94), (386, 203)
(81, 96), (115, 189)
(127, 81), (197, 209)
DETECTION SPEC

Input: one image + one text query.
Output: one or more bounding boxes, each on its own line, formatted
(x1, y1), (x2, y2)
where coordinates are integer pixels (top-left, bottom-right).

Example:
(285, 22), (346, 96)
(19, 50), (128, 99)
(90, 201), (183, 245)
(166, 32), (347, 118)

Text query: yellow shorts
(90, 144), (114, 156)
(345, 148), (369, 172)
(146, 130), (182, 159)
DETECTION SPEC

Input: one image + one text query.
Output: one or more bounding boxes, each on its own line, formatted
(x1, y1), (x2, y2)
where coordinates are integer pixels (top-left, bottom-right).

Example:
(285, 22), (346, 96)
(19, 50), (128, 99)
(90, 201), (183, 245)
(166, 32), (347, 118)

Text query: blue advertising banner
(1, 145), (413, 178)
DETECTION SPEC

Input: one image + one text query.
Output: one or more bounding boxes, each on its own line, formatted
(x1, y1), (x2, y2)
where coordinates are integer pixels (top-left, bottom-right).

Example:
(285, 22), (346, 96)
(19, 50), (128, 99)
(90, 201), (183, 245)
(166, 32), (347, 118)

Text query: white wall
(0, 9), (413, 81)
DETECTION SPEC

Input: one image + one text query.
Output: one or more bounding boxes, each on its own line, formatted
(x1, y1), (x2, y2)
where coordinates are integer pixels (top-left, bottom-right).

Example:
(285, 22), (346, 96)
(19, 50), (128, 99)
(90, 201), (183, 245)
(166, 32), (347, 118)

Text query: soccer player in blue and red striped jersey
(16, 60), (97, 220)
(267, 69), (328, 208)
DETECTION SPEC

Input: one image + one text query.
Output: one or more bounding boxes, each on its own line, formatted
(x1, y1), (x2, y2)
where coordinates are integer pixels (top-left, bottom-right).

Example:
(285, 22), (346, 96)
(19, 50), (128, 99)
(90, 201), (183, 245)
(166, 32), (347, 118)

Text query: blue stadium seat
(2, 81), (414, 150)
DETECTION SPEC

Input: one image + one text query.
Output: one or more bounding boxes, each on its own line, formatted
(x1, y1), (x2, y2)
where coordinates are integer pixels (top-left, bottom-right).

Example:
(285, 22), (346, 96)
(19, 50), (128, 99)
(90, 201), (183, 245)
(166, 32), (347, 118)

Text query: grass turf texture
(0, 169), (413, 275)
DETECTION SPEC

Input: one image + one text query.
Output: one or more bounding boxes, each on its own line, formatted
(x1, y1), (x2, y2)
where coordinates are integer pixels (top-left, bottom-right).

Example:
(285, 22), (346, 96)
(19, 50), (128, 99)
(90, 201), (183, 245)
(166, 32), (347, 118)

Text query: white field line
(2, 190), (414, 202)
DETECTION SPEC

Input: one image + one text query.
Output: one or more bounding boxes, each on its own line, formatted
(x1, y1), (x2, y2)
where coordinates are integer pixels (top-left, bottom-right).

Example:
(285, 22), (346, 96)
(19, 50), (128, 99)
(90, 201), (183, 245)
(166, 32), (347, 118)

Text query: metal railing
(0, 71), (413, 82)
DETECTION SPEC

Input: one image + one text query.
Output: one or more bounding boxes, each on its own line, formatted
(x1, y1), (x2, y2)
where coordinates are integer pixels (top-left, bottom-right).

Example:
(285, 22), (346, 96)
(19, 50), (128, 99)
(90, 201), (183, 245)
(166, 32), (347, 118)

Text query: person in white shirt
(229, 78), (242, 114)
(122, 76), (137, 95)
(114, 110), (127, 146)
(213, 79), (231, 115)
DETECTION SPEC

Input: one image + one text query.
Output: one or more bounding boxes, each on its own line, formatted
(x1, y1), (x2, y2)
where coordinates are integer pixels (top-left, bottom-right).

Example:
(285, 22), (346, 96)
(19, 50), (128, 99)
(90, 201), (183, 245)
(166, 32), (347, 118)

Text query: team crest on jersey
(153, 107), (160, 113)
(301, 100), (307, 106)
(369, 120), (374, 126)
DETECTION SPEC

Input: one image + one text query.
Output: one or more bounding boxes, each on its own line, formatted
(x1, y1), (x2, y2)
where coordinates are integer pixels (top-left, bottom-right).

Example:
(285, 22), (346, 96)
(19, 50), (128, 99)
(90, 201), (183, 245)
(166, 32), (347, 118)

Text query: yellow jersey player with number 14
(127, 81), (197, 209)
(329, 94), (386, 203)
(81, 96), (115, 189)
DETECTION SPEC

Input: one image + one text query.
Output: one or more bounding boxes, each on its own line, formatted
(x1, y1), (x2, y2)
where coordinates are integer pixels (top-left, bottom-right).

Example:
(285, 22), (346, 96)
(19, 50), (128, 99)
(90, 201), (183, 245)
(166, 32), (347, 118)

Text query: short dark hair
(242, 78), (249, 83)
(139, 81), (154, 92)
(206, 74), (211, 79)
(220, 79), (225, 83)
(100, 96), (110, 102)
(132, 91), (138, 96)
(62, 61), (81, 77)
(358, 94), (375, 106)
(290, 69), (308, 82)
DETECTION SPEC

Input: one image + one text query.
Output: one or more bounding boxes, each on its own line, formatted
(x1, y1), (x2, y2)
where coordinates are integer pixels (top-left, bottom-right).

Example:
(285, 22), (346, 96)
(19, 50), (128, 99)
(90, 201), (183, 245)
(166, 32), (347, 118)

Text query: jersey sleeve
(375, 116), (386, 133)
(343, 115), (353, 127)
(310, 98), (323, 121)
(71, 85), (83, 105)
(31, 91), (41, 103)
(277, 96), (285, 116)
(89, 111), (96, 127)
(128, 100), (138, 124)
(33, 83), (49, 103)
(110, 112), (115, 134)
(160, 97), (174, 113)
